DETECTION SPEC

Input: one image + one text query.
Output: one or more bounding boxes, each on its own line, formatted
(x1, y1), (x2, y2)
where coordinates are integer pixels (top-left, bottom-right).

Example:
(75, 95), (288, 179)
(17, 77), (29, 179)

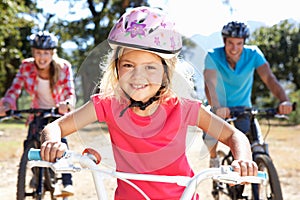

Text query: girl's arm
(197, 104), (257, 176)
(40, 100), (97, 162)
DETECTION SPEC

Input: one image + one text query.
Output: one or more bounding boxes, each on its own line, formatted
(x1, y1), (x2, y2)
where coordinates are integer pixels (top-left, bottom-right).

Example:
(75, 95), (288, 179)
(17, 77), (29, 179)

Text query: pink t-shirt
(92, 95), (201, 199)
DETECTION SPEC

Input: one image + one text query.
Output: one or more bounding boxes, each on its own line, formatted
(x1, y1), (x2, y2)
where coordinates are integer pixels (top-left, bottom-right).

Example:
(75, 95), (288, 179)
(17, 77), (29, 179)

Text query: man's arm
(256, 62), (293, 114)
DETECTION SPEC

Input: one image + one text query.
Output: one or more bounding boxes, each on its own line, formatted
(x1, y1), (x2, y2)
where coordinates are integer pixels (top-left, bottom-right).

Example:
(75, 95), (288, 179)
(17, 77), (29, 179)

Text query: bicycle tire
(253, 154), (283, 200)
(44, 167), (57, 200)
(16, 141), (57, 200)
(213, 150), (247, 200)
(17, 141), (41, 200)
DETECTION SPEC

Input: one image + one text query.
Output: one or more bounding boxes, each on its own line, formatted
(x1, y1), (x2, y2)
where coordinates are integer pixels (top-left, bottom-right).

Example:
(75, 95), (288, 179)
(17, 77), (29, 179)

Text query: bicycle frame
(28, 148), (267, 200)
(212, 105), (294, 200)
(1, 108), (63, 200)
(227, 106), (292, 154)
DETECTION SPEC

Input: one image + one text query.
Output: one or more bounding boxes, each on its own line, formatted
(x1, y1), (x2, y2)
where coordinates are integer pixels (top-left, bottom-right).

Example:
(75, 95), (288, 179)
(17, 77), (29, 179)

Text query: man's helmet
(29, 31), (58, 49)
(108, 6), (182, 59)
(221, 21), (250, 39)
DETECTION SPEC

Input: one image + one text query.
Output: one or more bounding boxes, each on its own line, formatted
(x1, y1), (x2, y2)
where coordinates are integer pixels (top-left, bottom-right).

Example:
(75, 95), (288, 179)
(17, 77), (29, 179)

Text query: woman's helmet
(108, 6), (182, 59)
(221, 21), (250, 39)
(29, 31), (58, 49)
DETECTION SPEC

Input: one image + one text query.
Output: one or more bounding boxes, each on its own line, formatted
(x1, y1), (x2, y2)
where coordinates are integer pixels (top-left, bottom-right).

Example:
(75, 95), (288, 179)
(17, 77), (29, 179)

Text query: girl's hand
(231, 159), (258, 177)
(40, 140), (67, 162)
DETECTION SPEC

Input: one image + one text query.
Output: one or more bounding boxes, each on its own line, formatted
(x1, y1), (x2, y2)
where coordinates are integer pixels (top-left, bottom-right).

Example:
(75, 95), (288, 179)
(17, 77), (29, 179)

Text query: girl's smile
(32, 49), (53, 70)
(118, 49), (165, 102)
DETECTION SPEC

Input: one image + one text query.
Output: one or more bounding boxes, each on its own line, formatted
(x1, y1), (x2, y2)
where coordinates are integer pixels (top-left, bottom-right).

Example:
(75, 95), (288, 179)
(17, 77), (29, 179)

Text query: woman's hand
(40, 140), (67, 162)
(0, 101), (11, 116)
(231, 159), (258, 177)
(57, 102), (71, 114)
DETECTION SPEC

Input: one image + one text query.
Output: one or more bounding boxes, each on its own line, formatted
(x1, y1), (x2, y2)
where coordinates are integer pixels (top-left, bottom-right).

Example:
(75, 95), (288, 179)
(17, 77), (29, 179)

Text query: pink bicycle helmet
(108, 6), (182, 59)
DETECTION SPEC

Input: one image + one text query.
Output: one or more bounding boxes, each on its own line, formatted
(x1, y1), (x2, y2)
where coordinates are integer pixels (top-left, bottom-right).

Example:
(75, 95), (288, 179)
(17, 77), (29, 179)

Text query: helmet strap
(119, 86), (165, 117)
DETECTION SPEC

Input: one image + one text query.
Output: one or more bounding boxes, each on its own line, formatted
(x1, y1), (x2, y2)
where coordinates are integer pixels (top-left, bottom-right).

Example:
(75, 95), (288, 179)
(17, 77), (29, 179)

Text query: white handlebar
(28, 149), (267, 200)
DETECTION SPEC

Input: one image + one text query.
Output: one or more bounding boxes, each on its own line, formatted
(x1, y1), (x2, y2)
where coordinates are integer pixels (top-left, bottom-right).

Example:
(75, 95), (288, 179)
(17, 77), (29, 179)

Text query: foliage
(0, 0), (37, 96)
(287, 89), (300, 124)
(249, 20), (300, 124)
(249, 20), (300, 105)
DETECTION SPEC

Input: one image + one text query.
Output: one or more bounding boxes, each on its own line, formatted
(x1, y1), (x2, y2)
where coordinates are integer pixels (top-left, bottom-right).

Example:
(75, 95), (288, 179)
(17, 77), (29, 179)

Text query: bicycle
(0, 108), (65, 200)
(27, 148), (267, 200)
(211, 104), (296, 200)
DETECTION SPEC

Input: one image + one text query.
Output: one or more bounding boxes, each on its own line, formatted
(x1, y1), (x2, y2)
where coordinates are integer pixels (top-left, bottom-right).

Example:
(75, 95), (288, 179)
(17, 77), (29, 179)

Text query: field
(0, 120), (299, 199)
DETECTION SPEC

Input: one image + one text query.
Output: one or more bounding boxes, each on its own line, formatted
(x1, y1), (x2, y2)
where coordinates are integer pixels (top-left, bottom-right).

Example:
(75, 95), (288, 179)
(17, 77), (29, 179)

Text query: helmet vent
(124, 21), (129, 29)
(148, 26), (159, 35)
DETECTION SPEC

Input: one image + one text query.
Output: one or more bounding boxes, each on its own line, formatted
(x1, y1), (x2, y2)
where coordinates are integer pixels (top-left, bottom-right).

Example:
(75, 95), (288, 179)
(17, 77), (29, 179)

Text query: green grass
(0, 122), (26, 128)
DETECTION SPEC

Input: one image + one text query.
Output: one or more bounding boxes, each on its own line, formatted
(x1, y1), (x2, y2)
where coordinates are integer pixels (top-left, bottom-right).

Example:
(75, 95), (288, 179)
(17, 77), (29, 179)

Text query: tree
(249, 20), (300, 106)
(0, 0), (36, 96)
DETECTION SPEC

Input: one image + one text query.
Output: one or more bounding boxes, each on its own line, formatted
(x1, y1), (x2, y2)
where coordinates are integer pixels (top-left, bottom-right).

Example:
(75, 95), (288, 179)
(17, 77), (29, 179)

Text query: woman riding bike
(0, 31), (76, 197)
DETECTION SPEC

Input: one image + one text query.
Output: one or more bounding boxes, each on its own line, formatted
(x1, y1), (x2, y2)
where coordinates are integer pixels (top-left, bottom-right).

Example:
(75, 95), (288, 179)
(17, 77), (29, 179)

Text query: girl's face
(118, 49), (165, 102)
(32, 48), (53, 70)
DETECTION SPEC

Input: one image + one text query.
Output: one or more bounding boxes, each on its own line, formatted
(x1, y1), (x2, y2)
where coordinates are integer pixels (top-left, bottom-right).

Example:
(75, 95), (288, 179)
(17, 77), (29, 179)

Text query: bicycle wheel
(17, 141), (42, 200)
(253, 154), (283, 200)
(17, 141), (57, 200)
(212, 150), (246, 200)
(44, 167), (58, 199)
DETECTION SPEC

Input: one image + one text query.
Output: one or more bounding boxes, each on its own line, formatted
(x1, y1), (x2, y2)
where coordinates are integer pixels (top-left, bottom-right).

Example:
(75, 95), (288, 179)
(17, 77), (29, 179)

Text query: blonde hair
(98, 48), (178, 103)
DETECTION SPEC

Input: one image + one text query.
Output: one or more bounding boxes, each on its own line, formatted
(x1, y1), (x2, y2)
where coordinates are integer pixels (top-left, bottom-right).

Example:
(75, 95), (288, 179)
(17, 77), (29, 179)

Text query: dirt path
(0, 123), (299, 199)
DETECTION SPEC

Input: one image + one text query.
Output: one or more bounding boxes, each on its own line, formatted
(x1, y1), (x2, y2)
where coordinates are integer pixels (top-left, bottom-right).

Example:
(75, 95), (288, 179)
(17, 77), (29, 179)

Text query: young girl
(40, 7), (257, 199)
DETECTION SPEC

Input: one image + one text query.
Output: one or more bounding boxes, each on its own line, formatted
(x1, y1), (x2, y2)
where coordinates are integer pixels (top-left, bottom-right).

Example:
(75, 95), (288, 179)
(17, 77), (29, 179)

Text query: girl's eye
(121, 63), (133, 68)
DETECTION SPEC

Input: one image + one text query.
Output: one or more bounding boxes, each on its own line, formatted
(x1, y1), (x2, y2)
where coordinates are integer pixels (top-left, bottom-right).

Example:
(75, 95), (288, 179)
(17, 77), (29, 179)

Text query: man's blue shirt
(204, 45), (267, 107)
